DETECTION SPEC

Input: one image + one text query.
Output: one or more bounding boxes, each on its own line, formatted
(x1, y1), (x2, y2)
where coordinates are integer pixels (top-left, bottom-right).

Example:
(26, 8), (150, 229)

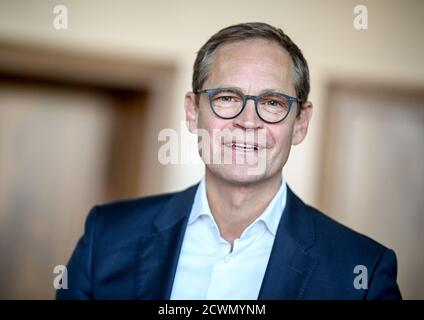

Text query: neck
(205, 169), (282, 246)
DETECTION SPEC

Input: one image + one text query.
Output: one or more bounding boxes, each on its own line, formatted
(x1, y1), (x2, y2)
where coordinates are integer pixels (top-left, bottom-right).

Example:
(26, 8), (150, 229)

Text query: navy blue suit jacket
(57, 184), (401, 299)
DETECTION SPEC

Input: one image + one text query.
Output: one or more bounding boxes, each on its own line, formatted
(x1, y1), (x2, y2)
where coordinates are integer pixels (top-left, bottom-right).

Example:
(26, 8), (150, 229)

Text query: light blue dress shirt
(170, 177), (287, 300)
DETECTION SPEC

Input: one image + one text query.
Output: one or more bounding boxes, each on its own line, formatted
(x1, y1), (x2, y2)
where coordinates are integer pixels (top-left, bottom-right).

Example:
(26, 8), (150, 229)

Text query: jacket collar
(135, 183), (317, 300)
(258, 186), (318, 299)
(134, 184), (197, 299)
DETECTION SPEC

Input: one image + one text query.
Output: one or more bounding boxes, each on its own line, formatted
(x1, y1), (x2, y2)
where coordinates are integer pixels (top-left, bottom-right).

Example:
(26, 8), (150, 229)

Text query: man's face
(185, 38), (312, 186)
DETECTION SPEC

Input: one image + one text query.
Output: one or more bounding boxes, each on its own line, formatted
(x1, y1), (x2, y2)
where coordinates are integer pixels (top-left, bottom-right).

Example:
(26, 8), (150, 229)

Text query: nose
(233, 98), (263, 129)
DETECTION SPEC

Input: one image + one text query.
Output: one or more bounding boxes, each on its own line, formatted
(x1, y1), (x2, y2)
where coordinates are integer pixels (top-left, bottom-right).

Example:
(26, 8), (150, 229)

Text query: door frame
(0, 40), (177, 196)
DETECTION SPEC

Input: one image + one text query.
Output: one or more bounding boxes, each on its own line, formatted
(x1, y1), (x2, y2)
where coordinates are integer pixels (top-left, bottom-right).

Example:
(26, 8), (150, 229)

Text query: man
(57, 22), (401, 300)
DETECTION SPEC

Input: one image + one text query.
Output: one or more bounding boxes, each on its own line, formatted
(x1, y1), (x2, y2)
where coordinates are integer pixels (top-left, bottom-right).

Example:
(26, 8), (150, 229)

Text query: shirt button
(223, 255), (230, 263)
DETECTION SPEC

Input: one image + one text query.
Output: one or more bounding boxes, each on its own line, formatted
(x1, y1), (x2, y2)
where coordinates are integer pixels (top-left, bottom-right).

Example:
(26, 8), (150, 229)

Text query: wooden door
(319, 82), (424, 299)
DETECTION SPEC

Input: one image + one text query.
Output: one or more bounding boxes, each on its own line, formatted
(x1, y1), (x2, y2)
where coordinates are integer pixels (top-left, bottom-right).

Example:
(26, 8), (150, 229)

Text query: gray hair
(192, 22), (310, 110)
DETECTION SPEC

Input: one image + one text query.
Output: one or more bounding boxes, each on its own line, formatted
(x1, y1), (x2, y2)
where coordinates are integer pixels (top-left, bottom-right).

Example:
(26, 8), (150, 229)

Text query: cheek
(198, 104), (215, 127)
(197, 106), (231, 132)
(197, 112), (230, 148)
(268, 125), (294, 155)
(198, 117), (218, 136)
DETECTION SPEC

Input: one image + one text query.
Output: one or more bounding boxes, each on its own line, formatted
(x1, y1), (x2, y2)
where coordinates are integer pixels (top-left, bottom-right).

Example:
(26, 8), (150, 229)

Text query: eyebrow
(258, 88), (288, 95)
(215, 86), (289, 95)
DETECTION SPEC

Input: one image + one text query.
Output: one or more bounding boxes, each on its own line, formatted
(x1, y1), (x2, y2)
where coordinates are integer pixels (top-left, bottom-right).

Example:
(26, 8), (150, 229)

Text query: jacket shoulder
(303, 204), (401, 299)
(91, 190), (182, 238)
(307, 204), (389, 254)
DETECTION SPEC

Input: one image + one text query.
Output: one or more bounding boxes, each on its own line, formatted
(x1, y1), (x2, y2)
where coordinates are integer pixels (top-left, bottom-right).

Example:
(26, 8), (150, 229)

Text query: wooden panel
(0, 42), (175, 299)
(0, 79), (148, 299)
(0, 41), (174, 299)
(319, 82), (424, 299)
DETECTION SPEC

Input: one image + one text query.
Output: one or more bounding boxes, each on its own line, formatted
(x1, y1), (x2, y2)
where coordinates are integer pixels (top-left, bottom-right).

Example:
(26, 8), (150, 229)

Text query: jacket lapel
(258, 187), (318, 300)
(134, 184), (318, 300)
(134, 185), (198, 299)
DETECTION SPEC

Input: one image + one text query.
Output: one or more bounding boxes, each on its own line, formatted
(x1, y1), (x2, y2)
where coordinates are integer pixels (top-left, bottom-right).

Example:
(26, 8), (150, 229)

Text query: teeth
(235, 143), (254, 149)
(226, 143), (258, 151)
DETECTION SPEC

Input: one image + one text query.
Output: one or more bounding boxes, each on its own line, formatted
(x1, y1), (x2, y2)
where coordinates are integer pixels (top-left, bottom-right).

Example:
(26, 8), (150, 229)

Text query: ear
(184, 91), (199, 133)
(291, 100), (313, 145)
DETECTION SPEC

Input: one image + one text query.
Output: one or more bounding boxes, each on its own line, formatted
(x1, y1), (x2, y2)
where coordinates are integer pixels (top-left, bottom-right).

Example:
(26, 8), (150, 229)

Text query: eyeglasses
(195, 87), (302, 124)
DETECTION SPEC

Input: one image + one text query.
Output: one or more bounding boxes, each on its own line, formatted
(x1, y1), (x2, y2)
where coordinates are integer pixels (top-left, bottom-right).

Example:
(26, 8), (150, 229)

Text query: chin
(207, 163), (269, 186)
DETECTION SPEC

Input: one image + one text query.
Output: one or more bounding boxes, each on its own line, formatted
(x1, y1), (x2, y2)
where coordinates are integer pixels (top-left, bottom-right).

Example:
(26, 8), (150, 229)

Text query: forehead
(206, 38), (294, 91)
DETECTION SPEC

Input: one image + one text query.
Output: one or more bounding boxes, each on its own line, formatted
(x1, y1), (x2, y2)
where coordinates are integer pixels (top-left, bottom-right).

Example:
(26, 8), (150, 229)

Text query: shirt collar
(256, 178), (287, 235)
(188, 178), (212, 225)
(188, 177), (287, 236)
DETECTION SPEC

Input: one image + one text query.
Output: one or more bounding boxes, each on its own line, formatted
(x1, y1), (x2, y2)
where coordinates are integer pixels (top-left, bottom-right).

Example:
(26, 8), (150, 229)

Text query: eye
(219, 96), (236, 102)
(213, 92), (241, 103)
(266, 99), (280, 107)
(262, 98), (285, 107)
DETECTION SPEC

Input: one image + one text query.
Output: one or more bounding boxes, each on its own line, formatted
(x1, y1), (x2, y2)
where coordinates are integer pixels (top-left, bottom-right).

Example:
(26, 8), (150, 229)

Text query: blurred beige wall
(0, 0), (423, 299)
(0, 0), (423, 206)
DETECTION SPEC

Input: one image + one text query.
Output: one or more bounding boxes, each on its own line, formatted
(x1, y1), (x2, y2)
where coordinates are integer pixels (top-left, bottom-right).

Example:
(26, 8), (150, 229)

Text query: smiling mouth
(224, 142), (260, 151)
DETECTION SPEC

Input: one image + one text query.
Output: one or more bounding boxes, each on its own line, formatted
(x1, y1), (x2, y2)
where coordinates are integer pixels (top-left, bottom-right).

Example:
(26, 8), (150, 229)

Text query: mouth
(223, 142), (262, 152)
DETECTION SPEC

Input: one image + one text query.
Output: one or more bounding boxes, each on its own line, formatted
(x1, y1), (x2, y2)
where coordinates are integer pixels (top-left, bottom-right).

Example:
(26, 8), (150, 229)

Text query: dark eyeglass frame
(195, 87), (302, 124)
